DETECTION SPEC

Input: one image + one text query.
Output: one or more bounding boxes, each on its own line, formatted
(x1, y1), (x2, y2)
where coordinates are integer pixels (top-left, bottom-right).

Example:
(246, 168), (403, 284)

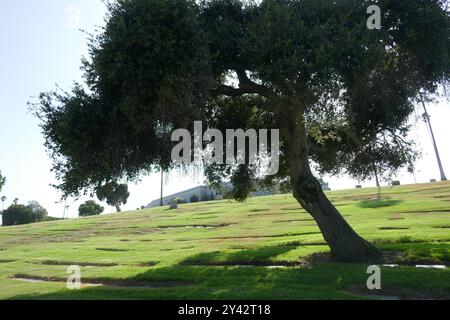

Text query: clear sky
(0, 1), (449, 219)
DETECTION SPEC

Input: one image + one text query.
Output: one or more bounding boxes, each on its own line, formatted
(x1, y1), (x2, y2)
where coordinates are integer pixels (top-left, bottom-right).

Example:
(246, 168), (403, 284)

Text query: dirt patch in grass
(281, 241), (328, 247)
(178, 232), (323, 242)
(341, 194), (379, 202)
(181, 261), (301, 267)
(374, 237), (450, 245)
(10, 274), (193, 288)
(273, 219), (315, 223)
(157, 224), (231, 229)
(302, 252), (333, 266)
(191, 216), (219, 220)
(433, 226), (450, 229)
(381, 251), (407, 264)
(346, 285), (450, 300)
(380, 251), (450, 266)
(280, 207), (307, 212)
(434, 195), (450, 199)
(398, 209), (450, 215)
(30, 260), (119, 267)
(378, 227), (410, 230)
(133, 261), (159, 267)
(400, 257), (450, 267)
(96, 248), (130, 252)
(0, 259), (16, 263)
(247, 212), (296, 217)
(182, 252), (331, 268)
(333, 203), (354, 207)
(196, 211), (222, 216)
(104, 226), (141, 230)
(400, 186), (450, 194)
(229, 246), (256, 250)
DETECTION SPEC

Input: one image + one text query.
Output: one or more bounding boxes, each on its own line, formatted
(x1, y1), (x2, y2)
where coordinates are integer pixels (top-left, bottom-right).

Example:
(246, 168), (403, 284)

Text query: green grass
(1, 181), (450, 300)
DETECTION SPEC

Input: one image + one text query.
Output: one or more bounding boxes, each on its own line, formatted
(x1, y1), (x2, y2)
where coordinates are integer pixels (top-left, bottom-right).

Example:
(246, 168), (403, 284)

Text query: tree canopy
(34, 0), (449, 197)
(78, 200), (105, 217)
(2, 201), (48, 226)
(27, 201), (49, 223)
(34, 0), (450, 262)
(96, 182), (130, 212)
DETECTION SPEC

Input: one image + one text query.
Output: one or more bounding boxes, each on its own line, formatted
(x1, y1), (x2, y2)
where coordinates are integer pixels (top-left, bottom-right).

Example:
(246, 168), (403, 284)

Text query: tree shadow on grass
(6, 243), (450, 300)
(180, 245), (298, 266)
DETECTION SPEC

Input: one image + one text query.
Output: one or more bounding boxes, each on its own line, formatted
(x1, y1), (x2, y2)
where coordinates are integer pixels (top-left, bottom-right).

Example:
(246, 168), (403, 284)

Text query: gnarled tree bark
(284, 118), (382, 263)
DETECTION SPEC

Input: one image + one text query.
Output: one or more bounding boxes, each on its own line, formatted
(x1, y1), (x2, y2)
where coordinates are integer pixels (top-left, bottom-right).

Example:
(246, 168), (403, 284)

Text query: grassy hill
(1, 182), (450, 300)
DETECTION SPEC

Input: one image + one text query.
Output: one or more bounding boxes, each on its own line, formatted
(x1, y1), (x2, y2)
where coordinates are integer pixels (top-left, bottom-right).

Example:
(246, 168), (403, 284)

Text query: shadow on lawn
(7, 243), (450, 300)
(179, 245), (298, 266)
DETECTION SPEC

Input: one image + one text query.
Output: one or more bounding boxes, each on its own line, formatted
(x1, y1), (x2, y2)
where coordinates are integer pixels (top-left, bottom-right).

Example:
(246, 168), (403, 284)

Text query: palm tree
(1, 196), (6, 211)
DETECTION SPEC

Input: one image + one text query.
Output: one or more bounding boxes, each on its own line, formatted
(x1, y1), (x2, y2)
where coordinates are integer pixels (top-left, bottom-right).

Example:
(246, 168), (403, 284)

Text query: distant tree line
(2, 201), (48, 226)
(0, 169), (130, 225)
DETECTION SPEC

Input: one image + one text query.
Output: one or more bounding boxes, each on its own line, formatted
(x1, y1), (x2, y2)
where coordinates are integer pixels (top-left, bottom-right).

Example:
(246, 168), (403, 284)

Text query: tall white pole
(420, 94), (447, 181)
(160, 169), (164, 207)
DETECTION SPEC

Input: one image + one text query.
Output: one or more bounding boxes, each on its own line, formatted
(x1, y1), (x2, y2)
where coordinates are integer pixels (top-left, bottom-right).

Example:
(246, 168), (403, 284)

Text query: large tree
(78, 200), (105, 217)
(27, 201), (49, 223)
(34, 0), (449, 262)
(96, 182), (130, 212)
(2, 205), (33, 226)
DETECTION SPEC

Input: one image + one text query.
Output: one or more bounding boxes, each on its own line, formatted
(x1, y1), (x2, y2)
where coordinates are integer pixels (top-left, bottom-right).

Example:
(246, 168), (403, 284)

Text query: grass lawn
(0, 181), (449, 300)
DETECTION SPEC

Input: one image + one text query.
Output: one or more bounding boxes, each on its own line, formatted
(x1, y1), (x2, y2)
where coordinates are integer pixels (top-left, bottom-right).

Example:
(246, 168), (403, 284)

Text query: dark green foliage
(230, 165), (255, 202)
(190, 194), (200, 203)
(2, 205), (33, 226)
(78, 200), (104, 217)
(2, 201), (48, 226)
(27, 201), (48, 223)
(33, 0), (449, 199)
(33, 0), (212, 198)
(96, 182), (130, 212)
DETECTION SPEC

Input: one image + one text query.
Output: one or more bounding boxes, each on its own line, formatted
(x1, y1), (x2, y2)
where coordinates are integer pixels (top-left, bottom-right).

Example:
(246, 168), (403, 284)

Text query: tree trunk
(285, 120), (382, 263)
(372, 162), (380, 188)
(115, 205), (122, 213)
